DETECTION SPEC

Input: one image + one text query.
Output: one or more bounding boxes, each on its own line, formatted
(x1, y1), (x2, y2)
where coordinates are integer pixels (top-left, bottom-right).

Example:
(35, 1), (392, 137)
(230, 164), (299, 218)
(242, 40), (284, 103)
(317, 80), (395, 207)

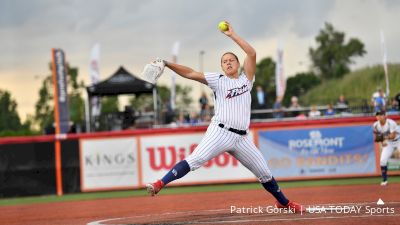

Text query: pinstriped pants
(380, 141), (399, 166)
(185, 123), (273, 183)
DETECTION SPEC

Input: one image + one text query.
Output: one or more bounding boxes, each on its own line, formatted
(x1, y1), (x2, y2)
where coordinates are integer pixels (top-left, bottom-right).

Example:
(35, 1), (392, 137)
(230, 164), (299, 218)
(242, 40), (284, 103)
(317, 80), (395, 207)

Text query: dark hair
(221, 52), (239, 63)
(375, 110), (386, 116)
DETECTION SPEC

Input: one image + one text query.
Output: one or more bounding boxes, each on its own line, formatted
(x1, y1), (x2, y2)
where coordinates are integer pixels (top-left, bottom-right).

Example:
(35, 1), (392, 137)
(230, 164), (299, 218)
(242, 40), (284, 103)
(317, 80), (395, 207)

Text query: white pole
(275, 41), (286, 98)
(89, 43), (101, 126)
(153, 88), (158, 124)
(171, 41), (180, 110)
(199, 50), (205, 92)
(380, 30), (390, 97)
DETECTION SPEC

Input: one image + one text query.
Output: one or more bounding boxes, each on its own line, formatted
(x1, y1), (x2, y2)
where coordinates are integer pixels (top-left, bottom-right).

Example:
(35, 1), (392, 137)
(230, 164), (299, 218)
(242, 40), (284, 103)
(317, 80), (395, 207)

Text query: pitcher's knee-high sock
(262, 177), (289, 206)
(381, 166), (388, 181)
(161, 160), (191, 186)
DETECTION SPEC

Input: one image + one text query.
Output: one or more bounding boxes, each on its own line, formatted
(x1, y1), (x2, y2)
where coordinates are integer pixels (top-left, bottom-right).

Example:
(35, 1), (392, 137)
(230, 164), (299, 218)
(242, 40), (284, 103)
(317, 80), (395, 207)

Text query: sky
(1, 0), (400, 121)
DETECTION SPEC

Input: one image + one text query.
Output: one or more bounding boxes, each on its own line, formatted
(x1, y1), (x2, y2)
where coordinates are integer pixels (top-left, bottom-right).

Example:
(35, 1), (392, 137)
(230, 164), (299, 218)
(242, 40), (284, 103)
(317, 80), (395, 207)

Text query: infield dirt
(1, 183), (399, 225)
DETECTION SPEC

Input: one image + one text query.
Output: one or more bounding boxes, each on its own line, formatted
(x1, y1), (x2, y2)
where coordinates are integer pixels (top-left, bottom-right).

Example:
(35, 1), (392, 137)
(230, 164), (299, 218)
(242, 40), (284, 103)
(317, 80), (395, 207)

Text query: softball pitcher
(146, 21), (304, 212)
(373, 110), (400, 186)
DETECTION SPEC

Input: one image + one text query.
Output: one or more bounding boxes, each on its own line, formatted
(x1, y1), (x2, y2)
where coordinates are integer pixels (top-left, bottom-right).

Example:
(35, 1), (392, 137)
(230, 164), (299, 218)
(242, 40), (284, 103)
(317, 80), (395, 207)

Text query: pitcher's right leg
(146, 123), (235, 196)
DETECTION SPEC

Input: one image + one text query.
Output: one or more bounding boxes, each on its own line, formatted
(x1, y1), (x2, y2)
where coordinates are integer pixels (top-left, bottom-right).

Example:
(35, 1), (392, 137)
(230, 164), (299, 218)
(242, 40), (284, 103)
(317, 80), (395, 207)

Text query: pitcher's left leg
(233, 135), (304, 213)
(380, 144), (395, 186)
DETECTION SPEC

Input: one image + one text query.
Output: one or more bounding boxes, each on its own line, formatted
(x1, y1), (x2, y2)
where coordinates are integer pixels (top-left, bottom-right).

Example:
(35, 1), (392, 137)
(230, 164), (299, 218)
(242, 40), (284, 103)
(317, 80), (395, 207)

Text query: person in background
(188, 111), (201, 125)
(163, 99), (175, 124)
(336, 94), (349, 113)
(201, 104), (212, 122)
(273, 96), (284, 119)
(173, 111), (189, 127)
(372, 89), (386, 113)
(372, 88), (387, 102)
(256, 85), (266, 109)
(122, 106), (136, 130)
(308, 105), (321, 118)
(387, 98), (399, 115)
(289, 96), (301, 117)
(373, 110), (400, 186)
(199, 92), (209, 120)
(324, 104), (336, 117)
(336, 94), (348, 107)
(394, 92), (400, 111)
(289, 96), (300, 109)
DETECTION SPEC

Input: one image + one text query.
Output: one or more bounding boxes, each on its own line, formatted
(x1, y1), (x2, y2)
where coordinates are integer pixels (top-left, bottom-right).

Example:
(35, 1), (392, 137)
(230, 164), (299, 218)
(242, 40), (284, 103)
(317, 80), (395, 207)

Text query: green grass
(1, 176), (399, 207)
(300, 64), (400, 106)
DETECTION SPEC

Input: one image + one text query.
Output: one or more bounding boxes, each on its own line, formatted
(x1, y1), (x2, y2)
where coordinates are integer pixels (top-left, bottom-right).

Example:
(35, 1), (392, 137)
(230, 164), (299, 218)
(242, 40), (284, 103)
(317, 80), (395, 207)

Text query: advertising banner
(258, 125), (377, 178)
(140, 133), (255, 185)
(51, 48), (70, 134)
(388, 154), (400, 171)
(80, 137), (139, 191)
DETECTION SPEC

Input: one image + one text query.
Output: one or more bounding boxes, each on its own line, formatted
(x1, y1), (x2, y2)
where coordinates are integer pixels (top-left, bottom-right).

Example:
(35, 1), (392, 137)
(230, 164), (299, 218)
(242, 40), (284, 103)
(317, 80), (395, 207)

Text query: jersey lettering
(225, 84), (249, 99)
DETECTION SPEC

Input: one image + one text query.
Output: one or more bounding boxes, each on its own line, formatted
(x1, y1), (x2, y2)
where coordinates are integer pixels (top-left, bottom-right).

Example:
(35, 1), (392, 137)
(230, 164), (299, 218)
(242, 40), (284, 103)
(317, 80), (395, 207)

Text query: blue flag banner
(52, 48), (70, 134)
(258, 125), (376, 178)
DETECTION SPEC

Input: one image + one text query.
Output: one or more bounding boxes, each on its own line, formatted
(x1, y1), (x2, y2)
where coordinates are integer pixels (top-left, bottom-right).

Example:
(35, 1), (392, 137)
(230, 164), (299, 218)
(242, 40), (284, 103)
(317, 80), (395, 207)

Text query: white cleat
(145, 180), (163, 196)
(380, 181), (388, 186)
(146, 183), (156, 196)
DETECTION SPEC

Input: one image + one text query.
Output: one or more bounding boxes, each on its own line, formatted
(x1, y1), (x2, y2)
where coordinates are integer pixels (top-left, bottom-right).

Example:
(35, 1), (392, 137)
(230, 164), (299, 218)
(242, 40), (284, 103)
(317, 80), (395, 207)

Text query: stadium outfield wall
(1, 116), (399, 197)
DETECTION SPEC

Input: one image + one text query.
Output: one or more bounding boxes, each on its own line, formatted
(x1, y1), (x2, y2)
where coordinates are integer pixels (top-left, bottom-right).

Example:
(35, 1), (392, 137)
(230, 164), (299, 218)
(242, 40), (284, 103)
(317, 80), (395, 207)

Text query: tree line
(0, 22), (366, 136)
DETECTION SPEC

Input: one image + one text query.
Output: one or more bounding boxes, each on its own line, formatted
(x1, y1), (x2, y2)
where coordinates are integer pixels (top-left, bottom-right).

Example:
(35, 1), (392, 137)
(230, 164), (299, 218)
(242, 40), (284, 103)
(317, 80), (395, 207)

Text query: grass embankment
(301, 64), (400, 106)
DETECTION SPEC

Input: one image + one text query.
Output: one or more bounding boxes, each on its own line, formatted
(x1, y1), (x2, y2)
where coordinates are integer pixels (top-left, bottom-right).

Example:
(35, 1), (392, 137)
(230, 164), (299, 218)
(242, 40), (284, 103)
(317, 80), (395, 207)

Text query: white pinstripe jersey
(373, 118), (400, 142)
(205, 72), (254, 130)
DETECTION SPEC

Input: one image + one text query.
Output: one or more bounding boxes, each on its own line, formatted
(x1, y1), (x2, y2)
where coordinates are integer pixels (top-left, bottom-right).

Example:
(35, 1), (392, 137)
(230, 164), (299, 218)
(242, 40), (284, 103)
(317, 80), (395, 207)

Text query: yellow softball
(218, 21), (229, 32)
